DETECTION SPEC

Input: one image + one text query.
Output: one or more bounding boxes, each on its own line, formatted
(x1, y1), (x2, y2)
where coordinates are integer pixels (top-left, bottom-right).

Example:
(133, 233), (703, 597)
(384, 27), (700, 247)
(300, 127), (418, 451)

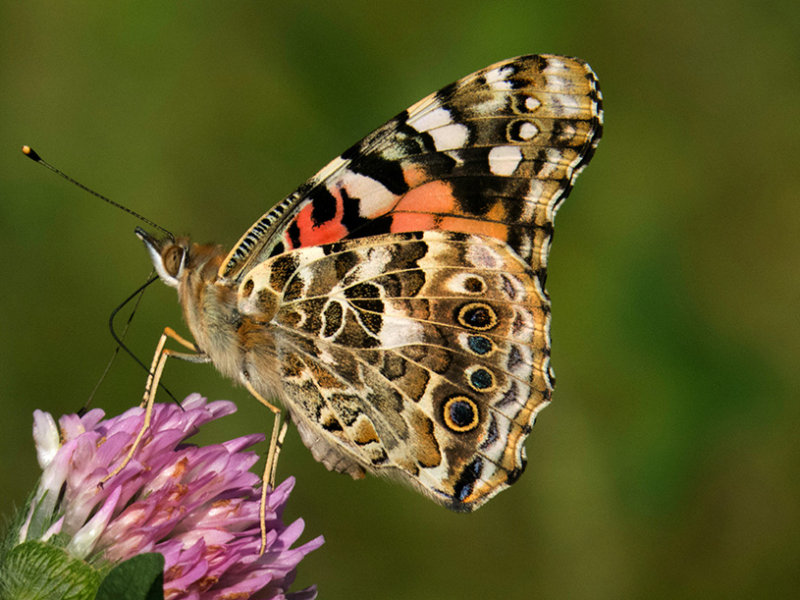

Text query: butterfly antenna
(108, 275), (181, 407)
(21, 145), (174, 240)
(80, 270), (153, 414)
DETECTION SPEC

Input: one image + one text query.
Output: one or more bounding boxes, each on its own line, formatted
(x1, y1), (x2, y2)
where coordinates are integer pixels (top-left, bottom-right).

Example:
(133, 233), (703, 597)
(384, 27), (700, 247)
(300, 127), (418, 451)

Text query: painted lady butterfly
(136, 54), (603, 511)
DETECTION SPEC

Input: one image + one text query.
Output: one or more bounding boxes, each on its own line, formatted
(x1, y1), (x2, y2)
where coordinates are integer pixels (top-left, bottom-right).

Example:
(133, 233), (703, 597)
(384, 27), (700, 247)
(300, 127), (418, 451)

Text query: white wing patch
(488, 145), (523, 176)
(331, 170), (398, 218)
(408, 106), (453, 131)
(485, 66), (514, 91)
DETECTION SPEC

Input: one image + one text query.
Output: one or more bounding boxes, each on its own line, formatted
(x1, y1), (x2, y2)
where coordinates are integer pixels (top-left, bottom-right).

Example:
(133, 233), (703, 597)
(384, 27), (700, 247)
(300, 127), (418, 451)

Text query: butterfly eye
(162, 245), (185, 278)
(242, 279), (255, 297)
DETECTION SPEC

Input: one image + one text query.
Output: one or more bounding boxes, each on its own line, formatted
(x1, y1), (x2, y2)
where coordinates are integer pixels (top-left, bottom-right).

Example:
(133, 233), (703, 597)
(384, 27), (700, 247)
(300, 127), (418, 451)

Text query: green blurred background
(1, 1), (798, 597)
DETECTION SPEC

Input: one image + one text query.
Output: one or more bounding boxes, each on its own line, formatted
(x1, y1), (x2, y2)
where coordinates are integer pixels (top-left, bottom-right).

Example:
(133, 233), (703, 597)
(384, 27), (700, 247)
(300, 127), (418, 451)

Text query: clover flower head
(12, 394), (322, 600)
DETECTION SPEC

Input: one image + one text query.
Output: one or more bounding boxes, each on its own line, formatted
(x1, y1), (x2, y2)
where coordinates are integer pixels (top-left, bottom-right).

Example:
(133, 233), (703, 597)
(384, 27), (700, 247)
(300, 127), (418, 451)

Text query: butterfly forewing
(220, 54), (602, 280)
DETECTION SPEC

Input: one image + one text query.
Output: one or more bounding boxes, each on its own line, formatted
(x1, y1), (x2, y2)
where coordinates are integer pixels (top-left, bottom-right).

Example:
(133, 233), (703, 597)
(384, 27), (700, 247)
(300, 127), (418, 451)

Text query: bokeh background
(1, 1), (798, 597)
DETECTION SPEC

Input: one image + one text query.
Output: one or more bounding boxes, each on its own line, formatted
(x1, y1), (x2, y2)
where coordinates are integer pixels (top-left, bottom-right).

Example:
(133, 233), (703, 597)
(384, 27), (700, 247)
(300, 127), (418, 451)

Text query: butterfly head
(135, 227), (188, 288)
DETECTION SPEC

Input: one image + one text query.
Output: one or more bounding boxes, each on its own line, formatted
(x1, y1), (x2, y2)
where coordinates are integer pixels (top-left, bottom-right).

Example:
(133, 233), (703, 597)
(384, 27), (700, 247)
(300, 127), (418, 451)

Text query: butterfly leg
(100, 327), (209, 485)
(270, 412), (291, 488)
(243, 380), (290, 555)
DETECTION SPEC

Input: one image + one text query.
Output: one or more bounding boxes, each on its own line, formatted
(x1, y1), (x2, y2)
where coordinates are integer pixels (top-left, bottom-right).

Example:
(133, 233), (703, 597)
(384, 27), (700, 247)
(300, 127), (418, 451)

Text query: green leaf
(94, 553), (164, 600)
(0, 540), (103, 600)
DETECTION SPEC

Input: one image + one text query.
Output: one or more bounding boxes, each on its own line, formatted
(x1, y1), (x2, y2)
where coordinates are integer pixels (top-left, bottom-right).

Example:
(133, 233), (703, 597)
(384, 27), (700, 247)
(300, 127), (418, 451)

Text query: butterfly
(134, 54), (603, 512)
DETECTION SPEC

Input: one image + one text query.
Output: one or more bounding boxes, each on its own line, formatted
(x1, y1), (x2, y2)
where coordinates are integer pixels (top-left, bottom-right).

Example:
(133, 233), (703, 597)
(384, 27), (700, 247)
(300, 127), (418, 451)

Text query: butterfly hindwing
(235, 231), (550, 509)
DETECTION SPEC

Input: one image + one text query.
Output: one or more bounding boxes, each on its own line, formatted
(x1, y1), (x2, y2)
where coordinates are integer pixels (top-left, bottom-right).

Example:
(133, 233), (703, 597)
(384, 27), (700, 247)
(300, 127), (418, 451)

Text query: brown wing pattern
(236, 231), (550, 509)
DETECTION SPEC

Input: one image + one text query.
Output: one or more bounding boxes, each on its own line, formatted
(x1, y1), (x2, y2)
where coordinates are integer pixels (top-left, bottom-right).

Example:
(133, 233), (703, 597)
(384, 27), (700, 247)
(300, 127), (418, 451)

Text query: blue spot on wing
(467, 335), (492, 355)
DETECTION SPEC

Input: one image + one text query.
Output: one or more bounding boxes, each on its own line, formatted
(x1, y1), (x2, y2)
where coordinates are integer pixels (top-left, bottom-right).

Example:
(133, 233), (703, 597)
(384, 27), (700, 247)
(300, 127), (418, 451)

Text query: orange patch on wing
(484, 201), (509, 222)
(402, 165), (430, 187)
(439, 216), (510, 241)
(390, 212), (437, 232)
(286, 193), (348, 249)
(395, 181), (457, 213)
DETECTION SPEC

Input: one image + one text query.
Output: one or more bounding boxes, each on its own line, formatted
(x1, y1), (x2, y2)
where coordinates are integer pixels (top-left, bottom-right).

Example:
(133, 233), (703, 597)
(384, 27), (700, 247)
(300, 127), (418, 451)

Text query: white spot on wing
(525, 96), (541, 112)
(518, 122), (538, 140)
(466, 243), (504, 269)
(340, 245), (393, 288)
(408, 104), (469, 151)
(545, 76), (571, 92)
(485, 66), (513, 90)
(488, 145), (523, 176)
(428, 123), (469, 151)
(473, 94), (507, 115)
(408, 106), (452, 131)
(551, 93), (583, 117)
(331, 170), (398, 218)
(378, 315), (424, 347)
(542, 57), (566, 73)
